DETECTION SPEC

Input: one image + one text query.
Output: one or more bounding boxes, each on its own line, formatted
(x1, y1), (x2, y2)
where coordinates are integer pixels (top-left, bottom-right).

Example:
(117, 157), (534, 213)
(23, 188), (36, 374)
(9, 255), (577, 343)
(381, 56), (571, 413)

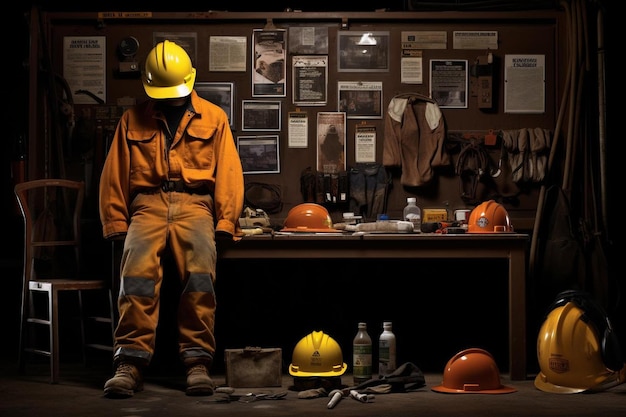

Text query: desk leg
(509, 247), (527, 380)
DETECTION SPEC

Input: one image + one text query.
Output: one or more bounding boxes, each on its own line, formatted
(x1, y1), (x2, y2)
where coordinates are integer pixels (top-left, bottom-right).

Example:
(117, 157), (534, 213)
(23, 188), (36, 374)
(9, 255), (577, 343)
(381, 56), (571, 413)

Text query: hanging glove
(528, 127), (551, 182)
(515, 128), (529, 182)
(502, 129), (522, 183)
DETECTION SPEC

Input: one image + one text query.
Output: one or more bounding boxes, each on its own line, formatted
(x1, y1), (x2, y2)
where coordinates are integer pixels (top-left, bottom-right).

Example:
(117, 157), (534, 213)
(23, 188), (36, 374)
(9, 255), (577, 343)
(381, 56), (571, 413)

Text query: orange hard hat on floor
(432, 348), (516, 394)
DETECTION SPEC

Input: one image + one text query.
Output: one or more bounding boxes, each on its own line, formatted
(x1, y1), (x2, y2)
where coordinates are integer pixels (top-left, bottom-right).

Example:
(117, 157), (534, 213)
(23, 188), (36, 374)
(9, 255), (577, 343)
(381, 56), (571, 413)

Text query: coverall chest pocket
(183, 125), (216, 169)
(127, 129), (159, 176)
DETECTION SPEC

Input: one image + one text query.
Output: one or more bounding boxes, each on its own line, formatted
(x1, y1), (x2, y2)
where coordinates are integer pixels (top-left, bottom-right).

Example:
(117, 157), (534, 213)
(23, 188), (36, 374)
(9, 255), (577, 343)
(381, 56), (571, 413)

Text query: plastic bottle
(377, 213), (389, 223)
(353, 322), (372, 384)
(403, 197), (421, 232)
(378, 321), (397, 376)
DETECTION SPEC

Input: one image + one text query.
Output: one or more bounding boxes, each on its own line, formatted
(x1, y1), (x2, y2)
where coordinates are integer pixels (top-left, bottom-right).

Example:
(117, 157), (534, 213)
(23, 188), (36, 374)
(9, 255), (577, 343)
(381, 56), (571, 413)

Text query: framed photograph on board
(195, 82), (235, 128)
(337, 31), (389, 72)
(241, 100), (282, 131)
(337, 81), (383, 119)
(237, 135), (280, 174)
(252, 29), (287, 97)
(316, 112), (346, 174)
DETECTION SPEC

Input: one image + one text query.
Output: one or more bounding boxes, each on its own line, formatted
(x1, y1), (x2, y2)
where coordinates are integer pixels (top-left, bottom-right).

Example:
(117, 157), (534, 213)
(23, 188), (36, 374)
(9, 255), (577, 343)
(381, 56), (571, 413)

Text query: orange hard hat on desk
(281, 203), (340, 233)
(467, 200), (513, 233)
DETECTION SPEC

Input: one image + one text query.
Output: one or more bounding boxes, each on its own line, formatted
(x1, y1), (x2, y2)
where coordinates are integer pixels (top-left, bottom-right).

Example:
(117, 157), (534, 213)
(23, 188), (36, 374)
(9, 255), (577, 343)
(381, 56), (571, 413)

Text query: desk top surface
(222, 231), (529, 259)
(240, 232), (529, 241)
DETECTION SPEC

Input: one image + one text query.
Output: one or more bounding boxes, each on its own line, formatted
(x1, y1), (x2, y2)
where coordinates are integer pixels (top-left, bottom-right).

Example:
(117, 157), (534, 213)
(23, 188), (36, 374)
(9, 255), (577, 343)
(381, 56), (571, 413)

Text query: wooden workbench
(218, 232), (529, 380)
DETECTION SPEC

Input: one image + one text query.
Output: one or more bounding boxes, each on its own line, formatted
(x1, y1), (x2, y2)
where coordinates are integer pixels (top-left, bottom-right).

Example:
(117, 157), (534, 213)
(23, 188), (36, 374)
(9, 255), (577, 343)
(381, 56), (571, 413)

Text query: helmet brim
(431, 383), (517, 394)
(288, 363), (347, 377)
(533, 373), (586, 393)
(534, 368), (626, 394)
(143, 68), (196, 99)
(280, 227), (341, 233)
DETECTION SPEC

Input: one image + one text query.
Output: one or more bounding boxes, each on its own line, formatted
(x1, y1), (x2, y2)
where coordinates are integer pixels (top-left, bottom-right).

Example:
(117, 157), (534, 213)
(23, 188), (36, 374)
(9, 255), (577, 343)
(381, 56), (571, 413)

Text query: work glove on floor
(347, 362), (426, 394)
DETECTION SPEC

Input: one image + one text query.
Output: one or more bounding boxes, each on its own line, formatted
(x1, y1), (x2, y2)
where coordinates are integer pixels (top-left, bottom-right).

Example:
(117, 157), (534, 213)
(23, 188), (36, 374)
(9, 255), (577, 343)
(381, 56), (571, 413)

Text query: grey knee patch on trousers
(121, 276), (156, 297)
(184, 273), (214, 293)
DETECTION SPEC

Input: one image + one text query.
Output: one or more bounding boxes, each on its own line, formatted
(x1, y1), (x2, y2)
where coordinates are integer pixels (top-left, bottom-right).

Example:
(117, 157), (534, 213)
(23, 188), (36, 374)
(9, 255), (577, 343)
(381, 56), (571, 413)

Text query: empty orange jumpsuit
(99, 90), (244, 368)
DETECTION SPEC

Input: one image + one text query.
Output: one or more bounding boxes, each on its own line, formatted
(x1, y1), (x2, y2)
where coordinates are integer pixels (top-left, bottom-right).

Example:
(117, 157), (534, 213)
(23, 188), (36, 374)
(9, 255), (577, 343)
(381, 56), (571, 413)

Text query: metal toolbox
(224, 347), (283, 388)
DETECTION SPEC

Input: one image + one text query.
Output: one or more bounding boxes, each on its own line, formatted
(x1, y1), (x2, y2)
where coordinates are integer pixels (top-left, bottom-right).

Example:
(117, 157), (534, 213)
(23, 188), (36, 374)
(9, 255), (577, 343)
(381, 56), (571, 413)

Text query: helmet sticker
(477, 216), (489, 228)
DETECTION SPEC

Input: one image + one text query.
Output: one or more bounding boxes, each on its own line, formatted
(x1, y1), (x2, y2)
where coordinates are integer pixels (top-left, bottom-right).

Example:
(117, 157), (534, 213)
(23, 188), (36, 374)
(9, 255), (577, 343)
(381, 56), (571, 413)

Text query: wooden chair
(15, 178), (115, 383)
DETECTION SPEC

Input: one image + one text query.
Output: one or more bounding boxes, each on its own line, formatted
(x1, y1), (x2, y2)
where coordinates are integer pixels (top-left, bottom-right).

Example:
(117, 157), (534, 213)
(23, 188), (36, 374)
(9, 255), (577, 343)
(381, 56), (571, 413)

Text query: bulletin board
(29, 9), (566, 229)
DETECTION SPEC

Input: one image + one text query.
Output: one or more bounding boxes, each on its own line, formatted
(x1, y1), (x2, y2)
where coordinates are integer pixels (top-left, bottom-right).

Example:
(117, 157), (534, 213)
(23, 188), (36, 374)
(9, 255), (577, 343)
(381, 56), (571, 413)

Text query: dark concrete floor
(1, 357), (625, 417)
(2, 246), (625, 416)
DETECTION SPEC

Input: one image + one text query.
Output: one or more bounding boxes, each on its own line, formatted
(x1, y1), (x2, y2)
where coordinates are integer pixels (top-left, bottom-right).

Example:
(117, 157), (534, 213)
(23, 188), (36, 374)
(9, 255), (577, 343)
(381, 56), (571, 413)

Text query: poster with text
(317, 112), (346, 174)
(429, 59), (468, 109)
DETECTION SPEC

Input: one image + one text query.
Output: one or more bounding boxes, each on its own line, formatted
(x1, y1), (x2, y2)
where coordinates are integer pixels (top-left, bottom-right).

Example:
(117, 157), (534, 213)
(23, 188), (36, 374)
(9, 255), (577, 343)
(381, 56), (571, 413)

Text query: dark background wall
(4, 0), (620, 378)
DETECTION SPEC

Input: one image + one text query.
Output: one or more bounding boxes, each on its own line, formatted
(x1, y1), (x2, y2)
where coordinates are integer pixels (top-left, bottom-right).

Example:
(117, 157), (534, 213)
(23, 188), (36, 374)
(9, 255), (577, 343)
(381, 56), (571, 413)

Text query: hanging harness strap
(245, 182), (283, 214)
(455, 140), (491, 204)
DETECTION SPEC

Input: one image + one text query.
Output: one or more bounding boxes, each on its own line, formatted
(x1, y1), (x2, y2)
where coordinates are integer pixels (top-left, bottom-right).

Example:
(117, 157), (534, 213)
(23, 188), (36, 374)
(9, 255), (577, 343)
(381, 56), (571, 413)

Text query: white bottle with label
(378, 321), (397, 376)
(403, 197), (421, 232)
(353, 322), (372, 384)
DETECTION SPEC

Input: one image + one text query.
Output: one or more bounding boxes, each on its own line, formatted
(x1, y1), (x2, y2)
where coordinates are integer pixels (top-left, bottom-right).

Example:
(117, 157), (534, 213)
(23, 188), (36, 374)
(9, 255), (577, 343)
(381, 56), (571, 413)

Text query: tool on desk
(346, 220), (414, 233)
(239, 207), (271, 228)
(418, 221), (467, 234)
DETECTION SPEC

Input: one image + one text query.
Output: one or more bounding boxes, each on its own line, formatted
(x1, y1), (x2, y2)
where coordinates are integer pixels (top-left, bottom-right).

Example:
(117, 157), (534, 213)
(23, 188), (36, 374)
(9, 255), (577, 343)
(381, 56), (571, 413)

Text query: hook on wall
(264, 18), (276, 30)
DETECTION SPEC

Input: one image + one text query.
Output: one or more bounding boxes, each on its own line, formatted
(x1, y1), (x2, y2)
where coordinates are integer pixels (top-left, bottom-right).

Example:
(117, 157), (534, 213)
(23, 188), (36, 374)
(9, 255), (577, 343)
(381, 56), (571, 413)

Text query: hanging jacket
(349, 163), (391, 221)
(99, 90), (244, 240)
(383, 93), (450, 187)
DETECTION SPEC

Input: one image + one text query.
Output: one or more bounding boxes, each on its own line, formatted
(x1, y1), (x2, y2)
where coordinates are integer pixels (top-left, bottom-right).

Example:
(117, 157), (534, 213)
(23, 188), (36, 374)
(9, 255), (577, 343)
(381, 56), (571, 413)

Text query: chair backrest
(14, 179), (85, 281)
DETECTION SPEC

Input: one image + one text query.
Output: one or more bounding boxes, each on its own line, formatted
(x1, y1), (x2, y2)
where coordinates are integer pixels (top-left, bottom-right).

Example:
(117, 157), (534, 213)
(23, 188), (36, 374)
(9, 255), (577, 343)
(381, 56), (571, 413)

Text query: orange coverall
(99, 90), (244, 368)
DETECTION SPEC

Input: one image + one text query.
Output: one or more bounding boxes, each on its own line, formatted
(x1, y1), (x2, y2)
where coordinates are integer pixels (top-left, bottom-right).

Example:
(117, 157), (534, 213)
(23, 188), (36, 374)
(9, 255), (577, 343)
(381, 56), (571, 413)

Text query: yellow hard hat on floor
(289, 330), (347, 377)
(534, 290), (625, 393)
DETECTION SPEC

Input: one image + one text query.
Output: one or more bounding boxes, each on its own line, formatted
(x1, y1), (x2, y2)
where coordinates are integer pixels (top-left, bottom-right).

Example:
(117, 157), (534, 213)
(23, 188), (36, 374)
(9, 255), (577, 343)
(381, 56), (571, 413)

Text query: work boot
(186, 363), (214, 396)
(103, 362), (144, 398)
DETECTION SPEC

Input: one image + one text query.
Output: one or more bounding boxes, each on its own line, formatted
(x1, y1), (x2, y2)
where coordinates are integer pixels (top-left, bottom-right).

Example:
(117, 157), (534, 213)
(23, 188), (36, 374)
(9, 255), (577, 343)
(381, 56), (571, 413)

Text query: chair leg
(50, 288), (60, 384)
(18, 287), (31, 375)
(22, 285), (114, 383)
(77, 290), (87, 367)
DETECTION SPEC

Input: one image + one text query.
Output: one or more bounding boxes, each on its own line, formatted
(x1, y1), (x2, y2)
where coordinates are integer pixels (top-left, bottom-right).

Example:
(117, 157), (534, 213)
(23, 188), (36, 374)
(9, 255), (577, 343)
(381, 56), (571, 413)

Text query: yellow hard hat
(534, 292), (625, 393)
(289, 330), (347, 377)
(142, 40), (196, 99)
